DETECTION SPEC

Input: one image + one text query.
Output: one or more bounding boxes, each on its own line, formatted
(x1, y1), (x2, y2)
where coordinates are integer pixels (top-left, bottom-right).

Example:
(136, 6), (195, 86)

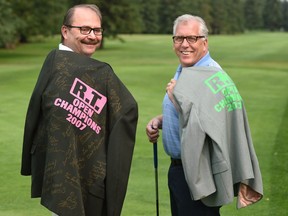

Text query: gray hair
(173, 14), (208, 37)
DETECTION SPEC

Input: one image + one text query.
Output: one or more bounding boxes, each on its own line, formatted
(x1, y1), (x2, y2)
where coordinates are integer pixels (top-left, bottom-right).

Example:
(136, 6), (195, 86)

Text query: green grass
(0, 33), (287, 216)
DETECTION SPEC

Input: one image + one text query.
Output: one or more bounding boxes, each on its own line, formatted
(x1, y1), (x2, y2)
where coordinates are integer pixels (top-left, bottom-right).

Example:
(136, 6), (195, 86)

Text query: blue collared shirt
(162, 52), (222, 159)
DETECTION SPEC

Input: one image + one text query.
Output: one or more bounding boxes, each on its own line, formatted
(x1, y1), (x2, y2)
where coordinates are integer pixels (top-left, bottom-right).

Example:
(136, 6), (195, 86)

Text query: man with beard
(21, 4), (138, 216)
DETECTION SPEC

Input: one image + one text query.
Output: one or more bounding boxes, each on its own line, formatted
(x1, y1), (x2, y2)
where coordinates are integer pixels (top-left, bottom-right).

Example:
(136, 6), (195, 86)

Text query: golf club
(153, 142), (159, 216)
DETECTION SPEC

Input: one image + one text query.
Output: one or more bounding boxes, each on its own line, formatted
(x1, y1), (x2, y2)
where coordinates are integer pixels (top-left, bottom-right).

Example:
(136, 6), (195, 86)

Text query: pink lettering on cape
(70, 78), (107, 114)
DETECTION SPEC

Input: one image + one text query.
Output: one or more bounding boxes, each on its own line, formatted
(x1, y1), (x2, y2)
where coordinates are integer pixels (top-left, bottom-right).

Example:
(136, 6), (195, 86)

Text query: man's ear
(61, 25), (68, 39)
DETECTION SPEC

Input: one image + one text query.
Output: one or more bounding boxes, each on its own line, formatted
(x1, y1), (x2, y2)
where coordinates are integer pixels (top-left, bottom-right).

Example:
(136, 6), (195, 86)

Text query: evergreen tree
(225, 0), (245, 34)
(210, 0), (228, 34)
(2, 0), (287, 49)
(139, 0), (160, 33)
(94, 0), (142, 36)
(263, 0), (282, 31)
(177, 0), (201, 16)
(199, 0), (213, 33)
(158, 0), (203, 34)
(281, 0), (288, 31)
(244, 0), (263, 30)
(158, 0), (179, 34)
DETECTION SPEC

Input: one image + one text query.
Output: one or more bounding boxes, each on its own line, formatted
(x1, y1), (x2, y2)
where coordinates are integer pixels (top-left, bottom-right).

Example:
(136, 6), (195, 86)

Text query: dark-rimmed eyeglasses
(172, 35), (205, 44)
(65, 25), (103, 35)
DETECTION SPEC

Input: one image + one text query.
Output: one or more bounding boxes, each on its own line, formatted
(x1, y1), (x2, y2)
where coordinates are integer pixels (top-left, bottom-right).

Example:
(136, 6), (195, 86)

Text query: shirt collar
(174, 52), (211, 79)
(59, 43), (73, 52)
(194, 51), (211, 66)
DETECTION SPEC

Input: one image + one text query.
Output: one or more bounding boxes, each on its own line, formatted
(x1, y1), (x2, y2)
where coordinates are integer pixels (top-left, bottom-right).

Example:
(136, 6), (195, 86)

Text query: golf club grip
(153, 142), (158, 169)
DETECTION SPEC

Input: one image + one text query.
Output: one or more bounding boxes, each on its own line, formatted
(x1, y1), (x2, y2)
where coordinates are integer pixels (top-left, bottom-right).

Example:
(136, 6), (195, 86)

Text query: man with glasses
(21, 4), (138, 216)
(146, 14), (222, 215)
(60, 4), (103, 57)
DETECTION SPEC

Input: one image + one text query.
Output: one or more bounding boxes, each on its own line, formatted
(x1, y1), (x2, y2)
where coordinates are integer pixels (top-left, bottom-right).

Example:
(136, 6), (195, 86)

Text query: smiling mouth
(81, 39), (98, 46)
(181, 51), (193, 55)
(84, 42), (97, 46)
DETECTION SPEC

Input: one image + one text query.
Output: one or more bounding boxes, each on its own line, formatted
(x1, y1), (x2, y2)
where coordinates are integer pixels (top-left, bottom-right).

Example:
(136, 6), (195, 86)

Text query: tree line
(0, 0), (287, 48)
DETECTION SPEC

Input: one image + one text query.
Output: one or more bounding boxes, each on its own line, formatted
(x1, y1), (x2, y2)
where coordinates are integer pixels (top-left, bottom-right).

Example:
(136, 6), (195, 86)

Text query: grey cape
(21, 50), (138, 216)
(173, 66), (263, 208)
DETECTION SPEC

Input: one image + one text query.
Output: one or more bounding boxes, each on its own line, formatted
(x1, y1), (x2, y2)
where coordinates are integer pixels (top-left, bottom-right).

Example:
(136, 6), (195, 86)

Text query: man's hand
(146, 116), (162, 143)
(166, 79), (177, 107)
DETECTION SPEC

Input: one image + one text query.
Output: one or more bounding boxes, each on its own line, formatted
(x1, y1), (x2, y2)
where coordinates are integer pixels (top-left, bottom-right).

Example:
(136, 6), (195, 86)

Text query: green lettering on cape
(204, 71), (243, 112)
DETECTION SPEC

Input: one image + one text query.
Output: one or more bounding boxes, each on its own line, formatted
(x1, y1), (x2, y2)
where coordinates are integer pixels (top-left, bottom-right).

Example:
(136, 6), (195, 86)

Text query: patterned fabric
(21, 50), (138, 216)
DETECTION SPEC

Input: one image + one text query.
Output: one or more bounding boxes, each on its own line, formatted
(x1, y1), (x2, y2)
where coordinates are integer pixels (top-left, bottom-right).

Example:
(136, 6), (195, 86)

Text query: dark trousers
(168, 160), (221, 216)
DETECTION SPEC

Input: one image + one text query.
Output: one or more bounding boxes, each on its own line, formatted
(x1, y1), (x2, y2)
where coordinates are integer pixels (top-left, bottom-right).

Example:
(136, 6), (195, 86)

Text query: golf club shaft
(153, 142), (159, 216)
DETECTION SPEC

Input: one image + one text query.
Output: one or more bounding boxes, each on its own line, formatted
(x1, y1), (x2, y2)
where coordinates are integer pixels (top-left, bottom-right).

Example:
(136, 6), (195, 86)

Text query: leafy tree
(263, 0), (282, 31)
(0, 0), (24, 48)
(12, 0), (67, 42)
(32, 0), (67, 35)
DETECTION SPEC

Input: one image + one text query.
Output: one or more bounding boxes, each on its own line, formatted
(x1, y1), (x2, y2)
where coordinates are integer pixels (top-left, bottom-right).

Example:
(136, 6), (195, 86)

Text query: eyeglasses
(66, 25), (103, 35)
(172, 35), (205, 44)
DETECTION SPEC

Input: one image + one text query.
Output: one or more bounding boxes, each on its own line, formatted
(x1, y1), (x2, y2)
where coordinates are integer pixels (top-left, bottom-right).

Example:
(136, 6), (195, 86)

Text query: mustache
(81, 39), (100, 45)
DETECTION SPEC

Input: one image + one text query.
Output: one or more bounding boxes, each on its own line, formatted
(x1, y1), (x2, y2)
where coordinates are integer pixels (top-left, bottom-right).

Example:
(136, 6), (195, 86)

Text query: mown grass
(0, 32), (287, 216)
